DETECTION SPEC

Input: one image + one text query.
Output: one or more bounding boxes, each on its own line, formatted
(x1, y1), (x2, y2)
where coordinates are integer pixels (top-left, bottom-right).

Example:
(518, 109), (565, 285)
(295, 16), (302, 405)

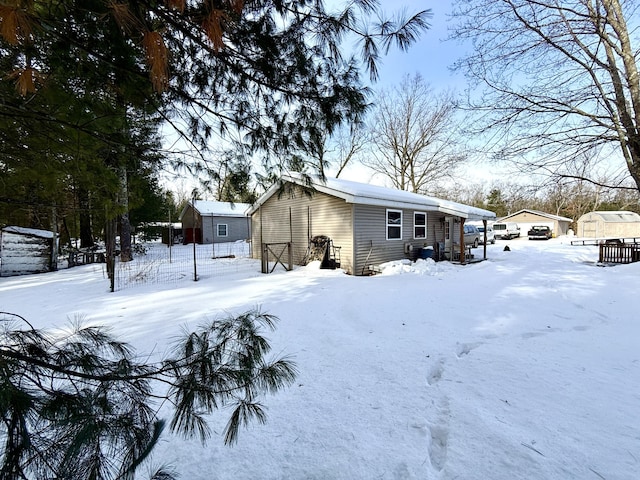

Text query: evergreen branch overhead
(0, 308), (297, 479)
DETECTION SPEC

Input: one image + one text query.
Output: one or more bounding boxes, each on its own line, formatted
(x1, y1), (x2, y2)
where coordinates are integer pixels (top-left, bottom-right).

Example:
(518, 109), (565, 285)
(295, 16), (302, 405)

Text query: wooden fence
(598, 242), (640, 264)
(261, 242), (293, 273)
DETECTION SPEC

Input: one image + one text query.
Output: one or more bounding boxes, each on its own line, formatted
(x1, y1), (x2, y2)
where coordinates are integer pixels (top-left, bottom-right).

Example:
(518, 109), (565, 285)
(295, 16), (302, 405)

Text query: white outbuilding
(576, 211), (640, 239)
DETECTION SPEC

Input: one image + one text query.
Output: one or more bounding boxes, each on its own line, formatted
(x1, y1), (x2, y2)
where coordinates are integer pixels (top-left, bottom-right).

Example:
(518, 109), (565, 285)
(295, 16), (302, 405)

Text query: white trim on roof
(247, 175), (496, 220)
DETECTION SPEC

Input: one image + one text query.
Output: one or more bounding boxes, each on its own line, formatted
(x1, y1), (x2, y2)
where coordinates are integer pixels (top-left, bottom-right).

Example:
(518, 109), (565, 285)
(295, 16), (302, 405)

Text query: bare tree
(302, 122), (368, 178)
(450, 0), (640, 192)
(363, 74), (466, 194)
(331, 123), (370, 178)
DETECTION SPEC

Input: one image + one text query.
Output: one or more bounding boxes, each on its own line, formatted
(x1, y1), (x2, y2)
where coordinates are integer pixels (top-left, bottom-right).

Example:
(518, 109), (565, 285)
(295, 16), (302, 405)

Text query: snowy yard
(1, 237), (638, 479)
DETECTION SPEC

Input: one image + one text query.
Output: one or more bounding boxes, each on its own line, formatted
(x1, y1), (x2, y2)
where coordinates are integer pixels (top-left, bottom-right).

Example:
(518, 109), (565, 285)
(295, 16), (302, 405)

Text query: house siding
(181, 204), (250, 243)
(201, 216), (250, 243)
(353, 205), (441, 274)
(250, 178), (486, 275)
(251, 184), (355, 273)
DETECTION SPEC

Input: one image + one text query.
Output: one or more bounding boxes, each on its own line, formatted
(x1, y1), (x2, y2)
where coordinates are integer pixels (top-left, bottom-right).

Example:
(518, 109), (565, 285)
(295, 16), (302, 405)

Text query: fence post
(261, 243), (268, 273)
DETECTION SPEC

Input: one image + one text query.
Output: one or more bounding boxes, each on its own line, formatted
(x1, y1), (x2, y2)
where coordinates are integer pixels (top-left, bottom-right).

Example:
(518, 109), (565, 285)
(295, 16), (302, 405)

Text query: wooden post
(459, 219), (466, 265)
(483, 219), (488, 259)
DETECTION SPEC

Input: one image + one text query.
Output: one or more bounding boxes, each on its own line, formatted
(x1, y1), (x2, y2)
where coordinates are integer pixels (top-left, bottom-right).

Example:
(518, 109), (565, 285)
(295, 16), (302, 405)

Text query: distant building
(1, 226), (57, 277)
(179, 200), (251, 244)
(496, 209), (573, 237)
(576, 211), (640, 239)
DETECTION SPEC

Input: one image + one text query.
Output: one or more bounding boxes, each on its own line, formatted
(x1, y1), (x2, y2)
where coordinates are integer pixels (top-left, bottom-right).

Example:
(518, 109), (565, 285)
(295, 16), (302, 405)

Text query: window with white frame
(217, 224), (228, 237)
(386, 209), (402, 240)
(414, 212), (426, 239)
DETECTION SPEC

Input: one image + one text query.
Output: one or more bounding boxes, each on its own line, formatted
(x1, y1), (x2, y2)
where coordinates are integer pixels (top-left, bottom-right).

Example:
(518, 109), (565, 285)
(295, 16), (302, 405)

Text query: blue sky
(352, 0), (468, 92)
(327, 0), (497, 185)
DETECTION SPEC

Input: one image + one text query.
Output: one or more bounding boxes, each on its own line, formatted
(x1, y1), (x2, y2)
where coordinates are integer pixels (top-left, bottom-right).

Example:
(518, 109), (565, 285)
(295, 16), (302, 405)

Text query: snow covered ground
(1, 237), (638, 479)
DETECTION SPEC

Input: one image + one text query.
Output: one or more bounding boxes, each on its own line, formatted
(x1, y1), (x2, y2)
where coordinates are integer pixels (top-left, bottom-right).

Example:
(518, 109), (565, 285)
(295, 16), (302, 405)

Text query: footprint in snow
(455, 342), (483, 358)
(427, 358), (445, 386)
(427, 396), (450, 472)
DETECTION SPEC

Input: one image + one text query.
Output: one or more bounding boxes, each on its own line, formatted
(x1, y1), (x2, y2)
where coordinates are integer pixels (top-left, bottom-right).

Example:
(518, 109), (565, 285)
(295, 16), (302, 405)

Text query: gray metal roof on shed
(248, 174), (496, 221)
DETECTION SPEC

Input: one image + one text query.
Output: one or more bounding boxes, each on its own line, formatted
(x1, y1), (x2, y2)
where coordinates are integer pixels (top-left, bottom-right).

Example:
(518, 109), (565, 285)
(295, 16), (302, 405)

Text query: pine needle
(202, 9), (228, 52)
(7, 67), (38, 96)
(143, 31), (169, 92)
(521, 442), (545, 457)
(0, 5), (33, 45)
(108, 1), (141, 34)
(229, 0), (244, 15)
(166, 0), (186, 13)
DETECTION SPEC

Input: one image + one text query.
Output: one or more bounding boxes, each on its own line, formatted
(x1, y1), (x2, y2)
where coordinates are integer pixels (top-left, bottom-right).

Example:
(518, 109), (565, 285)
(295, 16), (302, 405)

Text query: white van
(493, 222), (521, 240)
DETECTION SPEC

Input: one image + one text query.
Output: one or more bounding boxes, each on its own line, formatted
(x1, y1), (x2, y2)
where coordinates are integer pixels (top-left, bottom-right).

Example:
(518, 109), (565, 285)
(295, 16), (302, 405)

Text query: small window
(414, 212), (426, 239)
(387, 209), (402, 240)
(217, 224), (228, 237)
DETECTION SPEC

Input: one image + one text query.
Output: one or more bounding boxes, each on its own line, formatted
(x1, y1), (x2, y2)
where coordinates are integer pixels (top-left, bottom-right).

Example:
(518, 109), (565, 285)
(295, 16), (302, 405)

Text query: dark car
(527, 225), (553, 240)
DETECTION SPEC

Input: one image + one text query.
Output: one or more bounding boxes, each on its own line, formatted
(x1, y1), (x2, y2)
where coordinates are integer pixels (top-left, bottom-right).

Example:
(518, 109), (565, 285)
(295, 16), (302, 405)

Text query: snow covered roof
(1, 226), (55, 239)
(499, 209), (573, 223)
(586, 211), (640, 223)
(248, 175), (496, 220)
(180, 200), (251, 220)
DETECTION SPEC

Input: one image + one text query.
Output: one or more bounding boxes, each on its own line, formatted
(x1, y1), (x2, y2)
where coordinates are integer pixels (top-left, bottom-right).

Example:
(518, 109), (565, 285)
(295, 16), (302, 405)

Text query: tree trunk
(119, 165), (133, 262)
(50, 207), (58, 272)
(78, 186), (94, 248)
(105, 212), (116, 292)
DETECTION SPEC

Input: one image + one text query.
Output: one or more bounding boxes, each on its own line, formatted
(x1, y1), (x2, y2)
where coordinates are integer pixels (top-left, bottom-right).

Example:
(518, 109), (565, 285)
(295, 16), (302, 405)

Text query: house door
(184, 228), (202, 244)
(582, 220), (597, 238)
(444, 217), (454, 257)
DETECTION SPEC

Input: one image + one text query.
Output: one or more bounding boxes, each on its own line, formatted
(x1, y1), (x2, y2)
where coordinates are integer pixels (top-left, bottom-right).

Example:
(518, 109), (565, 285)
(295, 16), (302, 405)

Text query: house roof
(1, 226), (55, 238)
(498, 209), (573, 223)
(248, 175), (496, 221)
(179, 200), (251, 220)
(580, 211), (640, 223)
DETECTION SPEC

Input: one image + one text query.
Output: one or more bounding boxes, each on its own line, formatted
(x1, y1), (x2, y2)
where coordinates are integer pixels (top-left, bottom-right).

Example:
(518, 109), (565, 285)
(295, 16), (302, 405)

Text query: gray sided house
(576, 211), (640, 239)
(497, 209), (573, 237)
(0, 226), (57, 277)
(248, 175), (496, 275)
(180, 200), (251, 244)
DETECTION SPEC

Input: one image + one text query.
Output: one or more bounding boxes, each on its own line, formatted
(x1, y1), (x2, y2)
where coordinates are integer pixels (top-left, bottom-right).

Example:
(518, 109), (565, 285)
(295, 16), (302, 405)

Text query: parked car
(528, 225), (553, 240)
(493, 222), (521, 240)
(477, 225), (495, 244)
(463, 224), (481, 248)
